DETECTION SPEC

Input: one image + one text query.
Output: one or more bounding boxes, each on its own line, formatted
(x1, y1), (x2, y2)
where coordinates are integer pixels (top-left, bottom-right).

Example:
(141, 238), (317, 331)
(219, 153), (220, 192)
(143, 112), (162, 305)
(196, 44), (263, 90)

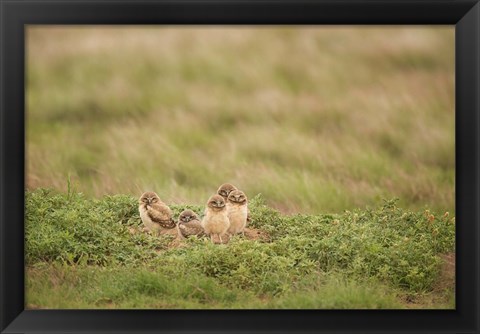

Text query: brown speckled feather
(147, 205), (176, 229)
(178, 219), (204, 238)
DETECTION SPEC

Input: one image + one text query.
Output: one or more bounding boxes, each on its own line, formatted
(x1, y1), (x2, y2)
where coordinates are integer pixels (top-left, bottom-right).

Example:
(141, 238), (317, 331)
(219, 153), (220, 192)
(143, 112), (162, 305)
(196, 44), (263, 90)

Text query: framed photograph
(1, 0), (479, 333)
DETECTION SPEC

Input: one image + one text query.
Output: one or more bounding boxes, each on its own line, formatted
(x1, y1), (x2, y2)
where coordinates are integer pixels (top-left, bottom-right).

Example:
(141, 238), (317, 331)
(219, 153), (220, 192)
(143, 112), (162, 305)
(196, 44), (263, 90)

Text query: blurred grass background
(26, 26), (454, 214)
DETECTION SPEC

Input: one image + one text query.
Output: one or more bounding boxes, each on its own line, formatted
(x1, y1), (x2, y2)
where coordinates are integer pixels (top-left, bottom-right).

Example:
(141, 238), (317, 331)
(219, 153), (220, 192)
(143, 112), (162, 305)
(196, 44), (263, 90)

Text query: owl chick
(218, 183), (252, 225)
(138, 191), (176, 235)
(177, 209), (204, 239)
(217, 183), (238, 202)
(226, 190), (248, 235)
(201, 194), (230, 243)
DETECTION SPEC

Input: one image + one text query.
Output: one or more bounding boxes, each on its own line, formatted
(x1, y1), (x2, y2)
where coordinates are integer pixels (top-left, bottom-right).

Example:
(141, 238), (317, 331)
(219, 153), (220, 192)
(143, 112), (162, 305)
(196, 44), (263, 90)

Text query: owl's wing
(246, 206), (251, 224)
(179, 220), (204, 237)
(147, 205), (176, 229)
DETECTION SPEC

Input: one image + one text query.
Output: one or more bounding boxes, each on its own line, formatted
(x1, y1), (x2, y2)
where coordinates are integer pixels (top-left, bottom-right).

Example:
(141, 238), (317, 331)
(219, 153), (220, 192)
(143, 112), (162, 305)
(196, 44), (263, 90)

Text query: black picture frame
(1, 1), (479, 333)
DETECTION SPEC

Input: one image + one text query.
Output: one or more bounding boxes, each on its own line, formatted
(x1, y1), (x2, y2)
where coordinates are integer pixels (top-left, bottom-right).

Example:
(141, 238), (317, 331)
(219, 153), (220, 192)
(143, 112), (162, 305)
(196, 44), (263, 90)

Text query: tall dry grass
(26, 26), (454, 214)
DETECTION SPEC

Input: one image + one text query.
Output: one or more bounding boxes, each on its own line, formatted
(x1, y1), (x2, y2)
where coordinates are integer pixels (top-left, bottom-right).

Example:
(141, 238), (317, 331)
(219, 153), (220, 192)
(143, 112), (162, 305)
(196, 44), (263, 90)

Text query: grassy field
(26, 26), (455, 309)
(26, 189), (455, 309)
(27, 26), (454, 214)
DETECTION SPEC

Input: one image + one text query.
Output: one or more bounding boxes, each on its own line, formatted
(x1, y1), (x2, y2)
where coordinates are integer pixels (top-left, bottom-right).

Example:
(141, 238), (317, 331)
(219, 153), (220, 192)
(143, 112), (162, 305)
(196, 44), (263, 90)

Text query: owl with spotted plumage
(138, 191), (176, 235)
(177, 209), (204, 239)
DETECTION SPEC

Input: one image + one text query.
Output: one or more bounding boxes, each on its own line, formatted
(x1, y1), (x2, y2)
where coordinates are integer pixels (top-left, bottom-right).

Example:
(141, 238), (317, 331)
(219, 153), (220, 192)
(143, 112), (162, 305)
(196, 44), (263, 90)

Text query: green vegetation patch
(25, 189), (455, 308)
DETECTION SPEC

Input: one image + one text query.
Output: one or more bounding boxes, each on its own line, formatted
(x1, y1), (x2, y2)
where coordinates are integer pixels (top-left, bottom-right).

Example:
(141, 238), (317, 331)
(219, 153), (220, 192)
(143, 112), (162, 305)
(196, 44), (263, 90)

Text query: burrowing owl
(217, 183), (237, 202)
(138, 191), (175, 235)
(177, 209), (204, 239)
(201, 194), (230, 243)
(226, 190), (248, 235)
(218, 183), (251, 224)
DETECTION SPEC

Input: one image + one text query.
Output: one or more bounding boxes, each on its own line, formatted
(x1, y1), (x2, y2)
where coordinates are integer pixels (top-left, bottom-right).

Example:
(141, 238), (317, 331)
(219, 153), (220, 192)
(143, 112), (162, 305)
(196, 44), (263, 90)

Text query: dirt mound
(434, 253), (455, 292)
(401, 252), (455, 309)
(130, 221), (271, 250)
(164, 227), (270, 248)
(244, 227), (270, 242)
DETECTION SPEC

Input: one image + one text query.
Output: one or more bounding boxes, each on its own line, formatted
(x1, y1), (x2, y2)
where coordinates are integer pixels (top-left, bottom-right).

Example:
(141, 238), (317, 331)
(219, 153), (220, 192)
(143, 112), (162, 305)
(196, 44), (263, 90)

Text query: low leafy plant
(25, 189), (455, 308)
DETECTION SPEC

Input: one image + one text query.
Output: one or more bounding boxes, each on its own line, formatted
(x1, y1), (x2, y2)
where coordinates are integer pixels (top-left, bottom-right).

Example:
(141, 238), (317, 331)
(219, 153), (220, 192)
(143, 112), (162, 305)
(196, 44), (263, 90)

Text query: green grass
(26, 27), (455, 215)
(27, 264), (404, 309)
(26, 188), (455, 309)
(26, 26), (455, 309)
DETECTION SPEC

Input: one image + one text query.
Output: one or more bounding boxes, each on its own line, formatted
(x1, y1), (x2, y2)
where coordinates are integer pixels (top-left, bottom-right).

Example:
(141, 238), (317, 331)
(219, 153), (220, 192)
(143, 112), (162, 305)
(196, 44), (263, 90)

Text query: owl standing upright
(201, 194), (230, 244)
(218, 183), (251, 225)
(226, 190), (248, 235)
(138, 191), (176, 235)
